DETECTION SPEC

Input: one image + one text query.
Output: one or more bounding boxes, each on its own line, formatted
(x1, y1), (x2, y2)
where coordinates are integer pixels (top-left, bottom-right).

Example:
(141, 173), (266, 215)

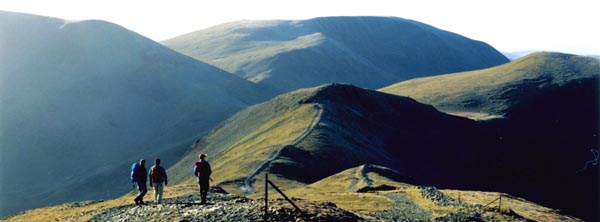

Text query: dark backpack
(131, 163), (140, 182)
(195, 161), (211, 177)
(151, 166), (163, 182)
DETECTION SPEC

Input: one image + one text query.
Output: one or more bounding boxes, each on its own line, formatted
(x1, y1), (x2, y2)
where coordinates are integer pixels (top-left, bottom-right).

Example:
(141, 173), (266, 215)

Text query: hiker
(149, 158), (168, 204)
(194, 153), (212, 204)
(132, 159), (148, 205)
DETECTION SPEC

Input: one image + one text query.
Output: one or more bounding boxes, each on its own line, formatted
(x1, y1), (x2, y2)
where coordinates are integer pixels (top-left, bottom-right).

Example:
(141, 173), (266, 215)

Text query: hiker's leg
(142, 183), (148, 199)
(198, 181), (202, 195)
(153, 183), (159, 203)
(157, 183), (164, 204)
(199, 178), (204, 202)
(200, 184), (206, 203)
(203, 178), (210, 194)
(134, 183), (141, 203)
(138, 183), (147, 203)
(200, 177), (209, 203)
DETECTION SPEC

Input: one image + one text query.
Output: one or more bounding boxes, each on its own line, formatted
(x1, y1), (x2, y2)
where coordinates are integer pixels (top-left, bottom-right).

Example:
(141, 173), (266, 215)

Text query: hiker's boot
(201, 195), (206, 204)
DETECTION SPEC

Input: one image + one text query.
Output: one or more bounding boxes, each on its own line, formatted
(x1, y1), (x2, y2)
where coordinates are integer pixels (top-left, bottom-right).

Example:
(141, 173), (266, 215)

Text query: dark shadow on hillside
(268, 82), (598, 221)
(484, 77), (599, 222)
(356, 185), (397, 193)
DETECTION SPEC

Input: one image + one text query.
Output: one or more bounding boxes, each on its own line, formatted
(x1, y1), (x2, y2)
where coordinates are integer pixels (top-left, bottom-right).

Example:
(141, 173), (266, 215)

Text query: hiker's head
(155, 158), (161, 165)
(199, 153), (207, 159)
(140, 159), (146, 166)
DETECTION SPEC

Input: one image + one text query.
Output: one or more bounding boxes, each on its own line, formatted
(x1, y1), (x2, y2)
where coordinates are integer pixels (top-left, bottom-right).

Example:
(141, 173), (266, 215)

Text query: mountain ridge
(167, 83), (479, 195)
(381, 52), (600, 119)
(163, 16), (509, 93)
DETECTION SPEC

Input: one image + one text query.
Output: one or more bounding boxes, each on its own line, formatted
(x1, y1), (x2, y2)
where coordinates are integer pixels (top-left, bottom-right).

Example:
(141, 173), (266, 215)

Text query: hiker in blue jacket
(194, 153), (212, 204)
(132, 159), (148, 205)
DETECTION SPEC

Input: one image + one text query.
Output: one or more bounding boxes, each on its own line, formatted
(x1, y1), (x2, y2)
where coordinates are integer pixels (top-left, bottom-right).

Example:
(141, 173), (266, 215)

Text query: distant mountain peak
(163, 16), (508, 93)
(381, 52), (600, 118)
(518, 51), (577, 60)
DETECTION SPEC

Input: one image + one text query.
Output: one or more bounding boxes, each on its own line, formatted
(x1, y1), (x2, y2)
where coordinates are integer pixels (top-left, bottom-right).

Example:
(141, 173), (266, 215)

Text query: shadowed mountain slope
(163, 16), (509, 93)
(381, 52), (600, 119)
(381, 52), (599, 221)
(172, 80), (598, 221)
(0, 11), (267, 217)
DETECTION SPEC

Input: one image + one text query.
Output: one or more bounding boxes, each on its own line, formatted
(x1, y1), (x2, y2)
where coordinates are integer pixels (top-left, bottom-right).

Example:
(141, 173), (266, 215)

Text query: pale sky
(1, 0), (599, 55)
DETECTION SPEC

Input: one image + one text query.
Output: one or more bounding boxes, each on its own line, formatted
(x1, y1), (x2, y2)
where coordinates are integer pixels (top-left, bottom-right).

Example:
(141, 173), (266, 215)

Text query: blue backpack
(131, 163), (140, 182)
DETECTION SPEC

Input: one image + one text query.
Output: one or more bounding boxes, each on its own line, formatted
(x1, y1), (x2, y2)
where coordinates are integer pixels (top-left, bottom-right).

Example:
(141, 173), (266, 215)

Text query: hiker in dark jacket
(194, 153), (212, 204)
(149, 158), (168, 204)
(132, 159), (148, 205)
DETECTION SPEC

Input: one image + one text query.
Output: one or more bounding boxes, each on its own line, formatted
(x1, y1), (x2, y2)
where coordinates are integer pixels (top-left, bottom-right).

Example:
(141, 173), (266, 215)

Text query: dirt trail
(243, 104), (323, 193)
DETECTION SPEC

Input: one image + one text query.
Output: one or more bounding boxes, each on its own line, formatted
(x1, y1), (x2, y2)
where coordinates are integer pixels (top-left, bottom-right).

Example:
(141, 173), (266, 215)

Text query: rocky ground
(90, 187), (361, 222)
(6, 184), (570, 222)
(417, 186), (532, 222)
(368, 192), (432, 222)
(419, 186), (460, 207)
(87, 186), (538, 222)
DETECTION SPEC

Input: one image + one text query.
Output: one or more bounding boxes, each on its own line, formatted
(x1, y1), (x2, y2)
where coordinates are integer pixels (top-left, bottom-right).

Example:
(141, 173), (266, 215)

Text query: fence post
(498, 194), (502, 212)
(264, 173), (268, 222)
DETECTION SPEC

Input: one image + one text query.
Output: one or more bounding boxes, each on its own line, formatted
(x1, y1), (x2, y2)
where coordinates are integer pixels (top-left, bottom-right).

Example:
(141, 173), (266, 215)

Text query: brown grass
(443, 190), (584, 222)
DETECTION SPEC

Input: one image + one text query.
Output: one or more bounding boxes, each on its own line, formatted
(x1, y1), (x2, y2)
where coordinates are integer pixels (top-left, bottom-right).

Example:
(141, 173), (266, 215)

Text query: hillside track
(243, 104), (323, 193)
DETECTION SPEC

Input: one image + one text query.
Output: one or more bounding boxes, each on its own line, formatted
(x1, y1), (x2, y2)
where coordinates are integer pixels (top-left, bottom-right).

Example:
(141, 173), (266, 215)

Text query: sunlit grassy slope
(380, 52), (600, 119)
(265, 164), (582, 222)
(278, 164), (412, 212)
(167, 87), (323, 194)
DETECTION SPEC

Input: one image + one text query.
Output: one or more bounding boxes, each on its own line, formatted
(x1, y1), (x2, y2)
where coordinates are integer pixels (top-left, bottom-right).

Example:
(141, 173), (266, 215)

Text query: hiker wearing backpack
(194, 153), (212, 204)
(149, 158), (168, 204)
(131, 159), (148, 205)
